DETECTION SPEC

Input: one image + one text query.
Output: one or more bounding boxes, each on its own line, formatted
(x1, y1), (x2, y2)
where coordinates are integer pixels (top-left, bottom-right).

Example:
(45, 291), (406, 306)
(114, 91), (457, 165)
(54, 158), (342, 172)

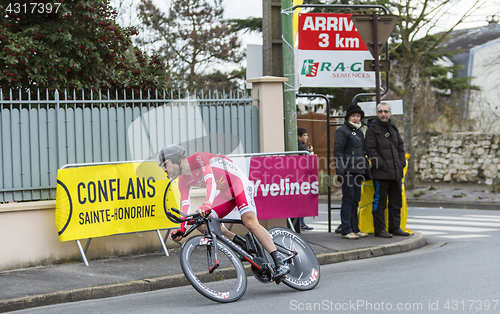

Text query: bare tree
(111, 0), (138, 27)
(137, 0), (244, 91)
(385, 0), (484, 189)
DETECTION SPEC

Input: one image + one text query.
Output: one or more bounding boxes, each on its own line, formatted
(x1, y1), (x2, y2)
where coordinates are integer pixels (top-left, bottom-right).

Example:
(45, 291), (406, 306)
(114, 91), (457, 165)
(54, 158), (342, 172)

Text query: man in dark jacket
(365, 102), (410, 238)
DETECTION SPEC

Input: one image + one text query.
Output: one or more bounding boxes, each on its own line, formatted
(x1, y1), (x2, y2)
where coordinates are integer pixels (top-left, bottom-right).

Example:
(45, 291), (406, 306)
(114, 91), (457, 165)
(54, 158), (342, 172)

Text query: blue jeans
(340, 174), (363, 235)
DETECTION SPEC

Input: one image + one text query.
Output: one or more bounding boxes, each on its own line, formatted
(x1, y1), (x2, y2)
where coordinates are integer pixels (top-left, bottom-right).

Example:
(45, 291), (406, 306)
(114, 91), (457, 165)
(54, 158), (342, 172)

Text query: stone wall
(417, 133), (500, 185)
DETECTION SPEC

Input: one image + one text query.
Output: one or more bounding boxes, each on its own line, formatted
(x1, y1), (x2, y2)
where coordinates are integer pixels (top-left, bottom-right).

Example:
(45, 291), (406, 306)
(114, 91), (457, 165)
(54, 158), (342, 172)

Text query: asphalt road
(11, 206), (500, 314)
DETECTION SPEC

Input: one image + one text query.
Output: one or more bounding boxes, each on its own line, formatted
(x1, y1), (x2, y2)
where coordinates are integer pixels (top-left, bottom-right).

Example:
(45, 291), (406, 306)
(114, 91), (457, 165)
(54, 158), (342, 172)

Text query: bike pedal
(273, 275), (286, 284)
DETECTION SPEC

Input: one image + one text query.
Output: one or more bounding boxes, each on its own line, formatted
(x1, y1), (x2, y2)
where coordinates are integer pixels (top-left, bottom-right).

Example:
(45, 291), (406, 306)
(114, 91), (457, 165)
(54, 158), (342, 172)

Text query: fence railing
(0, 89), (259, 202)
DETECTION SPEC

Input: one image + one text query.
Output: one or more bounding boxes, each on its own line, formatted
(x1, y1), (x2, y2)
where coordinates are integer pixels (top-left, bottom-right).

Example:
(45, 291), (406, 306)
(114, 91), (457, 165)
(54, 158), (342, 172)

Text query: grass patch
(492, 184), (500, 193)
(412, 190), (427, 197)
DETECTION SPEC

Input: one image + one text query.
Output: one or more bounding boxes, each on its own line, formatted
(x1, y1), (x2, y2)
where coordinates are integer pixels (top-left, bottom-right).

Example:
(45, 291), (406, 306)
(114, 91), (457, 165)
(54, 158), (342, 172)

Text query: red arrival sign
(298, 13), (368, 51)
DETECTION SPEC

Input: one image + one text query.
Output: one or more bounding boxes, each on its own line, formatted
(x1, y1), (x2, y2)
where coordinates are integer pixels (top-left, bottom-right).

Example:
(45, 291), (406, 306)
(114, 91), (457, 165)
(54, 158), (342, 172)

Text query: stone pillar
(247, 76), (288, 153)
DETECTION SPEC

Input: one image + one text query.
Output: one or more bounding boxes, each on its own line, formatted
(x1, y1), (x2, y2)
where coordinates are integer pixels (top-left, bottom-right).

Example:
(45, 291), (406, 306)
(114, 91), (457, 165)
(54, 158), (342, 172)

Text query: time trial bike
(165, 207), (320, 303)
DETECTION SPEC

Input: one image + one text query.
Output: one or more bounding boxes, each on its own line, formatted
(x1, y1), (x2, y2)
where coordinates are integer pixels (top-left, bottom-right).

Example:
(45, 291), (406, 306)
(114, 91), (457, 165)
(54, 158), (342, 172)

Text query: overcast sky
(222, 0), (500, 46)
(112, 0), (500, 47)
(223, 0), (263, 46)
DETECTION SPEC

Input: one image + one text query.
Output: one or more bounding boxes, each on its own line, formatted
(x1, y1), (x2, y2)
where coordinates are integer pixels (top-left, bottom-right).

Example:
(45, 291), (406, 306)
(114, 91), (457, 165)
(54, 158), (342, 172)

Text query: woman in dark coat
(334, 104), (369, 239)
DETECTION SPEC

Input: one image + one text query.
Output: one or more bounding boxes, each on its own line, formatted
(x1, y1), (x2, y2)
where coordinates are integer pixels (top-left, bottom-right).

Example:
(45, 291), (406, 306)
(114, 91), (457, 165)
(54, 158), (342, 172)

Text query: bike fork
(206, 234), (220, 273)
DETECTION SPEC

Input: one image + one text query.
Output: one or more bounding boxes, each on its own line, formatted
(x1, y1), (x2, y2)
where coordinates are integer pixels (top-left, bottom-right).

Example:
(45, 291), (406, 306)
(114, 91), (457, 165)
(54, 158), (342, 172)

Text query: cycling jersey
(178, 152), (256, 230)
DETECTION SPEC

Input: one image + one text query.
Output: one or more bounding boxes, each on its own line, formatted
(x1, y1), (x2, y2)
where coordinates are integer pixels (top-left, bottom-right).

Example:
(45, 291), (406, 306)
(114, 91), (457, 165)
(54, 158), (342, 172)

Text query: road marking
(308, 228), (329, 232)
(407, 218), (500, 228)
(409, 215), (500, 223)
(464, 215), (500, 219)
(305, 223), (337, 232)
(310, 209), (500, 239)
(418, 231), (446, 236)
(317, 210), (340, 214)
(406, 223), (498, 233)
(406, 214), (500, 238)
(308, 221), (341, 225)
(408, 206), (470, 211)
(437, 234), (490, 239)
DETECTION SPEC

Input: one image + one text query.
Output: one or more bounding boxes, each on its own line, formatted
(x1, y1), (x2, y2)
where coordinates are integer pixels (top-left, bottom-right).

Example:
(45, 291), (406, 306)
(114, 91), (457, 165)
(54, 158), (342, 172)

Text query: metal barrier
(0, 88), (258, 202)
(59, 160), (175, 266)
(58, 151), (316, 265)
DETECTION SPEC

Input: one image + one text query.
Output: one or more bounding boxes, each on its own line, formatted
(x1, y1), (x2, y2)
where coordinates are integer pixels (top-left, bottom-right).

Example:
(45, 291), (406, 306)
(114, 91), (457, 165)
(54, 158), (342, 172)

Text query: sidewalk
(323, 181), (500, 210)
(0, 230), (426, 313)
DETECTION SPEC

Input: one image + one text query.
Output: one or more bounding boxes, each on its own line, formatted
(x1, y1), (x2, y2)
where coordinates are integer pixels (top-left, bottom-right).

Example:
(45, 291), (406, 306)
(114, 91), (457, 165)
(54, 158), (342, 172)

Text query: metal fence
(0, 89), (259, 202)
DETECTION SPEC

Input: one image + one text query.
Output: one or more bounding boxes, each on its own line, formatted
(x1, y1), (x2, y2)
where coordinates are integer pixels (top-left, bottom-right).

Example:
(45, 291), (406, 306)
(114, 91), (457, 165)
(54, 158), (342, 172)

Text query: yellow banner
(55, 161), (180, 242)
(293, 0), (304, 46)
(358, 154), (412, 234)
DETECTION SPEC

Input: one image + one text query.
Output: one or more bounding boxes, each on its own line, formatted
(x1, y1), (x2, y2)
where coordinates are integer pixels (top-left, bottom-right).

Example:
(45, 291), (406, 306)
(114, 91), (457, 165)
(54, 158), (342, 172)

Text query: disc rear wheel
(269, 227), (320, 290)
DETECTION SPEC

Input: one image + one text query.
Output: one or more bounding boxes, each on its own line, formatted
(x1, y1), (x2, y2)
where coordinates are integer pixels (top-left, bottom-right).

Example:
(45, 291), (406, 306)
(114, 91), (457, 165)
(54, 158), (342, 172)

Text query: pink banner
(249, 155), (319, 220)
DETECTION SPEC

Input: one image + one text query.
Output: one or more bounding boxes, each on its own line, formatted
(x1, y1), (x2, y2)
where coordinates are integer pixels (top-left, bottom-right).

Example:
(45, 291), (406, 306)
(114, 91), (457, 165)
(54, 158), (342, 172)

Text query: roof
(439, 22), (500, 53)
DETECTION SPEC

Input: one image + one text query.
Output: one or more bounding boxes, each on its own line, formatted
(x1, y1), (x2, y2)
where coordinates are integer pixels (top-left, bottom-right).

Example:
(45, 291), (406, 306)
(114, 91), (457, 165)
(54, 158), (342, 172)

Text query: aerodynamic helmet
(157, 145), (186, 168)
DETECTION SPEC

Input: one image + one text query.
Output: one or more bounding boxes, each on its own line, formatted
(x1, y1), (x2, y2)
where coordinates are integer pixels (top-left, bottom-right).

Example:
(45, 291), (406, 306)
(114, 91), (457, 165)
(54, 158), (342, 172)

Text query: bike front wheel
(180, 235), (247, 303)
(269, 227), (320, 291)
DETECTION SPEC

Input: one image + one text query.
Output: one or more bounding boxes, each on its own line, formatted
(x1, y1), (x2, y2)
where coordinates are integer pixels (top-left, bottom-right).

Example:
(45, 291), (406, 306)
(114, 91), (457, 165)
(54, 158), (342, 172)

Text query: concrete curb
(0, 273), (190, 313)
(0, 232), (426, 313)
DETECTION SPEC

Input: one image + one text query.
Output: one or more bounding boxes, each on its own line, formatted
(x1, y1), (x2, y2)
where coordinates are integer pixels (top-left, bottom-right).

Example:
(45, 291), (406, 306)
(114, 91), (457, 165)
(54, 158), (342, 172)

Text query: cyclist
(157, 145), (290, 279)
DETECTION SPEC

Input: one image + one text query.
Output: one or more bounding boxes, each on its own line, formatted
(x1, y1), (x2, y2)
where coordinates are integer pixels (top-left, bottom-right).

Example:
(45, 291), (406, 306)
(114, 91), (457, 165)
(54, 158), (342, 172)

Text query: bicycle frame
(182, 216), (297, 274)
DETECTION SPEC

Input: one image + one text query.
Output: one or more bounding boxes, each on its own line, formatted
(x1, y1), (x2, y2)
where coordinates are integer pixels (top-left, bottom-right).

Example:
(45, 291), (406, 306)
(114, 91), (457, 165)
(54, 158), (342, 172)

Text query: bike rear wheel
(180, 235), (247, 303)
(269, 227), (320, 290)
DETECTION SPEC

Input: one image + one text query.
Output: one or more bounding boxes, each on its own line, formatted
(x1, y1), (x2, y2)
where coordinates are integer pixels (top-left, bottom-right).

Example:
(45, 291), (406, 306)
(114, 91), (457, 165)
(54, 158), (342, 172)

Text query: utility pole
(262, 0), (283, 77)
(282, 0), (297, 151)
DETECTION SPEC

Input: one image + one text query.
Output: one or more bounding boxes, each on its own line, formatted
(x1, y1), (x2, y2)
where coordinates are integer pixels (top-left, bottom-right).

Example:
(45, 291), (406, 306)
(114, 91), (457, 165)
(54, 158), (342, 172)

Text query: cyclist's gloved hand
(171, 226), (186, 241)
(197, 203), (212, 217)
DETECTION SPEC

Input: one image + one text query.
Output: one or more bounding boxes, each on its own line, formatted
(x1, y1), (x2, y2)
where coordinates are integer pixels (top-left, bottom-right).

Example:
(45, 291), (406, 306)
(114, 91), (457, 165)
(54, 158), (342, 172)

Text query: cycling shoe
(272, 264), (290, 281)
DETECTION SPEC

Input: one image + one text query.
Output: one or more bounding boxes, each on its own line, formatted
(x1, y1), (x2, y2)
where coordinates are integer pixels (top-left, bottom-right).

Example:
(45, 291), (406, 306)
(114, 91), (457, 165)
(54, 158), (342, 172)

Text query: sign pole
(372, 13), (381, 104)
(282, 0), (297, 151)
